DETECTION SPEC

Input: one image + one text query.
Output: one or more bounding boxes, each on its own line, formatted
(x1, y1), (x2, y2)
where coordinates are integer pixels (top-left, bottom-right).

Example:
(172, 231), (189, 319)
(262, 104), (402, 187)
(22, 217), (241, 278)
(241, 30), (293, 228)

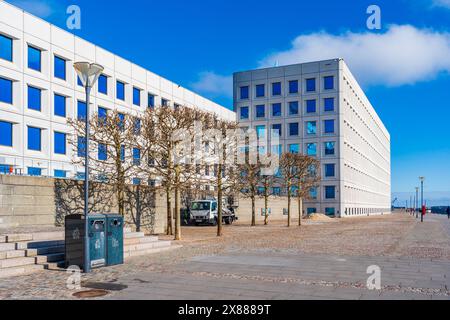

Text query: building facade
(0, 1), (235, 180)
(234, 59), (391, 217)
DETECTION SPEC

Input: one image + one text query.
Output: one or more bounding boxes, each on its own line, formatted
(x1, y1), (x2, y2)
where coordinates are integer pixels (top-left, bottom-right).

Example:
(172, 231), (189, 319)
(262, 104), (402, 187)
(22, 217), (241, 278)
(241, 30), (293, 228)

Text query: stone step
(0, 249), (26, 260)
(124, 232), (145, 239)
(124, 240), (172, 253)
(0, 256), (36, 269)
(17, 240), (65, 250)
(35, 253), (65, 264)
(0, 264), (44, 279)
(124, 244), (182, 258)
(124, 236), (158, 245)
(25, 245), (64, 257)
(0, 235), (6, 243)
(30, 231), (64, 241)
(0, 243), (16, 252)
(5, 234), (33, 243)
(41, 260), (66, 270)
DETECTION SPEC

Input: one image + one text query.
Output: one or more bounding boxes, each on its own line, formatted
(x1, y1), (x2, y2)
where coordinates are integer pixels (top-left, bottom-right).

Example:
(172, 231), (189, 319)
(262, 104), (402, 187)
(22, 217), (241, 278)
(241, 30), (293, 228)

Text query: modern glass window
(324, 164), (335, 177)
(54, 170), (67, 178)
(289, 122), (299, 136)
(325, 207), (336, 216)
(133, 178), (141, 185)
(27, 126), (41, 151)
(27, 86), (41, 111)
(255, 125), (266, 139)
(273, 187), (281, 196)
(76, 172), (86, 180)
(0, 34), (13, 62)
(324, 76), (334, 90)
(307, 208), (317, 215)
(77, 76), (83, 87)
(324, 142), (335, 155)
(134, 118), (141, 134)
(272, 82), (281, 96)
(255, 84), (265, 97)
(289, 144), (299, 154)
(118, 113), (125, 131)
(54, 56), (66, 80)
(0, 77), (13, 104)
(0, 121), (13, 147)
(98, 106), (108, 125)
(240, 106), (249, 120)
(77, 101), (87, 120)
(306, 78), (316, 92)
(240, 86), (249, 100)
(120, 145), (125, 162)
(324, 119), (335, 134)
(272, 103), (281, 117)
(54, 132), (66, 155)
(306, 99), (316, 113)
(98, 75), (107, 94)
(54, 94), (66, 117)
(161, 98), (169, 106)
(289, 101), (299, 115)
(148, 94), (155, 108)
(271, 144), (282, 155)
(133, 87), (141, 106)
(0, 164), (11, 174)
(324, 98), (335, 112)
(133, 148), (141, 165)
(116, 81), (125, 100)
(272, 124), (282, 137)
(325, 186), (336, 199)
(255, 105), (265, 118)
(77, 136), (86, 157)
(98, 143), (107, 161)
(28, 167), (42, 176)
(307, 143), (317, 156)
(306, 121), (317, 135)
(289, 80), (298, 94)
(28, 45), (41, 72)
(310, 187), (318, 199)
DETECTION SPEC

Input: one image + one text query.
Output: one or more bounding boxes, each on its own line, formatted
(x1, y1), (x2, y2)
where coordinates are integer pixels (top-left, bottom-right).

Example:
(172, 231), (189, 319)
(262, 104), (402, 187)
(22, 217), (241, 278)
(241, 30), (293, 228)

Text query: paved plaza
(0, 212), (449, 300)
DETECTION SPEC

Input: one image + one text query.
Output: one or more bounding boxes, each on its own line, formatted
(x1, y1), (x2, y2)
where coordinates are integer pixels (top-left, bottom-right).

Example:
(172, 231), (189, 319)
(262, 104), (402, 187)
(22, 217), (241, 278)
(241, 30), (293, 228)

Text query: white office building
(234, 59), (391, 217)
(0, 1), (235, 179)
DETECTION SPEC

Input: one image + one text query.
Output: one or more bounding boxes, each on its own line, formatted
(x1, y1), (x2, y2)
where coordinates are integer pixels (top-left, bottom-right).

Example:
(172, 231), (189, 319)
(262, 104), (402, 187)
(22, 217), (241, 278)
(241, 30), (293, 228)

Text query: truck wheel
(225, 217), (232, 225)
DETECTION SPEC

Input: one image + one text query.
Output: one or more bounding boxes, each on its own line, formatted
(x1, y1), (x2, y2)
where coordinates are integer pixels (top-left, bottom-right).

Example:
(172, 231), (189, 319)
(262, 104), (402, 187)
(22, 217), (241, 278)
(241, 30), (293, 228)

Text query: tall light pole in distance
(419, 177), (425, 223)
(415, 187), (419, 218)
(73, 62), (104, 273)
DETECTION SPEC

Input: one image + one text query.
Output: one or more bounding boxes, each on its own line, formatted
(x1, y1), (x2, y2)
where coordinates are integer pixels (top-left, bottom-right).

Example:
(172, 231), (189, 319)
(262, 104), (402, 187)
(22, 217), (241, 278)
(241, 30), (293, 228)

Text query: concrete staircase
(0, 228), (180, 278)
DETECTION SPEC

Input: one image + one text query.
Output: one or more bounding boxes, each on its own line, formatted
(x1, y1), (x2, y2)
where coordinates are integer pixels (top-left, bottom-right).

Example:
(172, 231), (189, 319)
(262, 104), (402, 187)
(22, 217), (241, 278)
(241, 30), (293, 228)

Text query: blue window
(289, 123), (299, 136)
(325, 164), (335, 177)
(116, 81), (125, 100)
(28, 46), (41, 72)
(307, 143), (317, 156)
(310, 188), (318, 199)
(324, 76), (334, 90)
(0, 121), (13, 146)
(0, 77), (13, 104)
(148, 94), (155, 108)
(134, 118), (141, 134)
(306, 121), (317, 135)
(289, 144), (299, 154)
(324, 98), (335, 112)
(77, 76), (83, 87)
(120, 145), (125, 162)
(133, 87), (140, 106)
(240, 106), (249, 120)
(255, 105), (265, 118)
(272, 103), (281, 117)
(324, 119), (335, 134)
(77, 101), (87, 120)
(325, 207), (336, 216)
(272, 124), (282, 137)
(77, 136), (86, 157)
(272, 82), (281, 96)
(54, 170), (67, 178)
(307, 207), (317, 215)
(255, 125), (266, 139)
(133, 148), (141, 165)
(27, 126), (41, 151)
(306, 99), (316, 113)
(98, 143), (107, 161)
(98, 106), (108, 124)
(272, 187), (281, 196)
(324, 142), (335, 155)
(98, 75), (107, 94)
(289, 101), (299, 115)
(28, 86), (41, 111)
(325, 186), (336, 199)
(289, 80), (298, 94)
(240, 86), (249, 100)
(54, 94), (66, 117)
(271, 144), (282, 155)
(0, 34), (13, 62)
(306, 78), (316, 92)
(133, 178), (141, 185)
(118, 113), (125, 131)
(161, 98), (169, 106)
(255, 84), (265, 97)
(54, 132), (66, 155)
(54, 56), (66, 80)
(28, 167), (42, 176)
(76, 172), (86, 180)
(0, 164), (11, 174)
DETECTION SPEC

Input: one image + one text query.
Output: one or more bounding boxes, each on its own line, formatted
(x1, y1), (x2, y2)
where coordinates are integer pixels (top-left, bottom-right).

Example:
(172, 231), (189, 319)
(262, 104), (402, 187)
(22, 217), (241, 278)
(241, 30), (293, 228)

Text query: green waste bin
(105, 214), (124, 266)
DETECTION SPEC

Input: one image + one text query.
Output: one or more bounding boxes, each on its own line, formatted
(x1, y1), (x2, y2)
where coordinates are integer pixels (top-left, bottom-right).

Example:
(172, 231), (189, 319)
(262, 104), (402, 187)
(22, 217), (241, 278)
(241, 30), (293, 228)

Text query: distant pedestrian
(447, 206), (450, 219)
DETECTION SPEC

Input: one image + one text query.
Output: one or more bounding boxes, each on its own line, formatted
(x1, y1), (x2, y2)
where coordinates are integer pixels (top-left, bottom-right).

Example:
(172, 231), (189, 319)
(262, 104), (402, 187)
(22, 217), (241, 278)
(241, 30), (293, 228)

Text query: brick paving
(0, 212), (449, 300)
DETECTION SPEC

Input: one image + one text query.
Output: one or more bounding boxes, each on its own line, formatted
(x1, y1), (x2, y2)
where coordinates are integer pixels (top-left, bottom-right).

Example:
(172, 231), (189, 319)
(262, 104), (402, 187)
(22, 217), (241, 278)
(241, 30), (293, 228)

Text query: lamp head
(74, 62), (104, 88)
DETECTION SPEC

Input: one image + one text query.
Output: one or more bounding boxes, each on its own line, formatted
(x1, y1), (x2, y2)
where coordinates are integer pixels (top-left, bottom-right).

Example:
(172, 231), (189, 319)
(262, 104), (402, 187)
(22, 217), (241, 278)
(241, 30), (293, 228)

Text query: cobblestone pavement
(1, 212), (449, 300)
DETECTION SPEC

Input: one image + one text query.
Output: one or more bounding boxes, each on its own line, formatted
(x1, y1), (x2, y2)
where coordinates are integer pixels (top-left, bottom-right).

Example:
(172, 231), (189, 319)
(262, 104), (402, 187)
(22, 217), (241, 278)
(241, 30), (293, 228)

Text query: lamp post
(419, 177), (425, 223)
(415, 187), (419, 218)
(73, 62), (104, 273)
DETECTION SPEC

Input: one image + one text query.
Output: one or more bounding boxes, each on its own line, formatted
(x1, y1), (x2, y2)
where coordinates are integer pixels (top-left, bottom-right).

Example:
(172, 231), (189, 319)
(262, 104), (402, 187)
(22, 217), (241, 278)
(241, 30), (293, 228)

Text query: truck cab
(189, 199), (237, 226)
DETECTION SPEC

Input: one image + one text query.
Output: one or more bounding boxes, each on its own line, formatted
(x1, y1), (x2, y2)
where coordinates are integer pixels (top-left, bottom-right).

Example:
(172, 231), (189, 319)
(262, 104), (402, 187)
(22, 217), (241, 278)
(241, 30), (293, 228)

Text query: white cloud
(7, 0), (55, 18)
(259, 25), (450, 87)
(432, 0), (450, 8)
(191, 71), (233, 98)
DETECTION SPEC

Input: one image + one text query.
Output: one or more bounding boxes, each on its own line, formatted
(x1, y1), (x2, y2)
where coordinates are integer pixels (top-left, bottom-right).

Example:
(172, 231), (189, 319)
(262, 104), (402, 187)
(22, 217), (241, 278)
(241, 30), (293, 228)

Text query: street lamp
(419, 177), (425, 223)
(415, 187), (419, 218)
(73, 62), (104, 273)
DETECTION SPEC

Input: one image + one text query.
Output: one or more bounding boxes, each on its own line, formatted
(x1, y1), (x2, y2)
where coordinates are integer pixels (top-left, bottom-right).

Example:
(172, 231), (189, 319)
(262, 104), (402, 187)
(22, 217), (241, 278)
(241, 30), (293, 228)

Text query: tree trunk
(298, 196), (303, 226)
(264, 188), (269, 226)
(217, 164), (223, 236)
(136, 185), (141, 232)
(251, 192), (256, 226)
(166, 186), (173, 235)
(174, 167), (181, 240)
(287, 182), (291, 227)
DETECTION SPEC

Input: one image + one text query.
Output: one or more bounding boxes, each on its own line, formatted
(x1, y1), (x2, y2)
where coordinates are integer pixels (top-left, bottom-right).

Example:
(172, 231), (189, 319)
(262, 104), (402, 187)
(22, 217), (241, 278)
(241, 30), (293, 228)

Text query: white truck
(189, 199), (237, 226)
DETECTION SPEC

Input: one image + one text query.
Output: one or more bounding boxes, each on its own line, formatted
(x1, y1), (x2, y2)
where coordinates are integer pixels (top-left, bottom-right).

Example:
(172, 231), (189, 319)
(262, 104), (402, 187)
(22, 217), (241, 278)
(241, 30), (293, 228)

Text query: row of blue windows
(254, 120), (335, 139)
(266, 141), (335, 157)
(239, 76), (334, 100)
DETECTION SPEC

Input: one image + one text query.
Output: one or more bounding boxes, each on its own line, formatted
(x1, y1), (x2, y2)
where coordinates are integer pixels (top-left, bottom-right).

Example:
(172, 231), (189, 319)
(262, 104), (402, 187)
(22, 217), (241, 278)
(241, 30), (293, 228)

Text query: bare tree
(279, 152), (299, 227)
(259, 173), (276, 225)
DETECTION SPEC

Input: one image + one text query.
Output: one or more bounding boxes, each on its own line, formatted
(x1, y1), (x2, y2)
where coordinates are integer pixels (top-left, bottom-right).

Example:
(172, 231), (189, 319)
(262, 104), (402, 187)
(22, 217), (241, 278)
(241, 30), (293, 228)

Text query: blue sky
(5, 0), (450, 200)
